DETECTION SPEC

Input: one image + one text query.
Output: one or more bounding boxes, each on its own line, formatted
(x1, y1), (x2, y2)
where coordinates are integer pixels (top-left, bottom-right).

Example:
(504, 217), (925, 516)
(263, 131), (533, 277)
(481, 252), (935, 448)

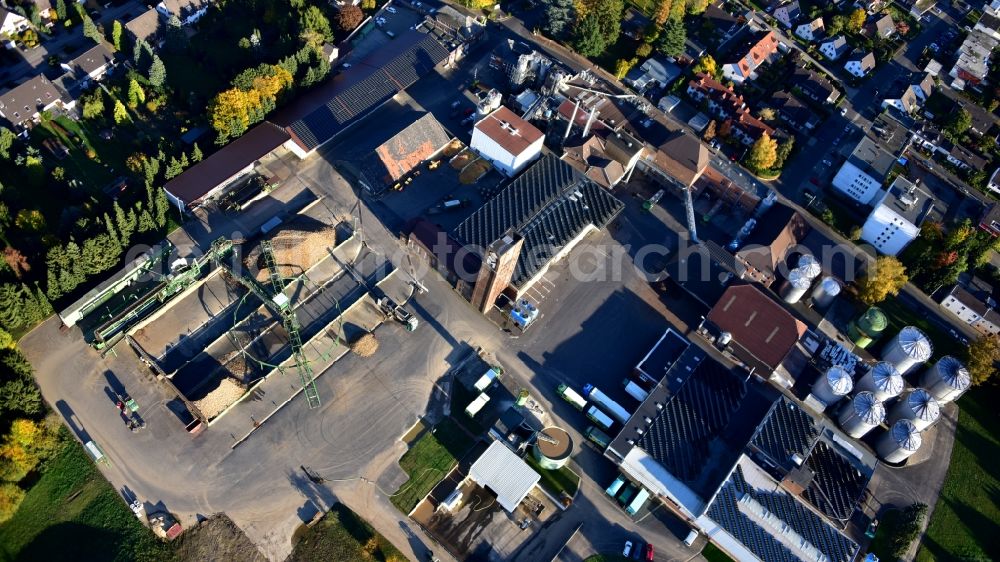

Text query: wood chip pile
(195, 377), (247, 420)
(350, 333), (379, 357)
(244, 226), (335, 281)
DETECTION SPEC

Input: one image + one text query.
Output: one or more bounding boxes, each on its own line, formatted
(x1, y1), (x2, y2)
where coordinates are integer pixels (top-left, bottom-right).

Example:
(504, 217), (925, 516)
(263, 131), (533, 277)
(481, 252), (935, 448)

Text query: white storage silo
(811, 276), (841, 309)
(856, 362), (904, 402)
(838, 391), (886, 438)
(882, 326), (933, 374)
(876, 419), (922, 463)
(888, 388), (940, 431)
(920, 356), (971, 404)
(797, 254), (822, 279)
(781, 268), (812, 304)
(810, 366), (854, 406)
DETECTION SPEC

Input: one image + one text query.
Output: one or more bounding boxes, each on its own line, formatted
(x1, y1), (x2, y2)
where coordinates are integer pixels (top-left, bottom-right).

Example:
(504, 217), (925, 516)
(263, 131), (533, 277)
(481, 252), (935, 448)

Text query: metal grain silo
(810, 365), (854, 406)
(838, 391), (886, 438)
(856, 362), (904, 402)
(920, 356), (971, 403)
(797, 254), (822, 279)
(876, 419), (922, 463)
(781, 268), (812, 304)
(888, 388), (940, 431)
(811, 276), (841, 309)
(849, 307), (887, 349)
(882, 326), (933, 374)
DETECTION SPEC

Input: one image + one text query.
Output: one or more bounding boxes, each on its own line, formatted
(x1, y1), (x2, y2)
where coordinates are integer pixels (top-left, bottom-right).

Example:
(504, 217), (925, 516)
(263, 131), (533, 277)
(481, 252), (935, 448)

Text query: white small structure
(810, 365), (854, 407)
(876, 419), (922, 463)
(470, 106), (544, 177)
(888, 388), (940, 431)
(838, 391), (885, 438)
(781, 268), (812, 304)
(856, 362), (904, 402)
(882, 326), (933, 374)
(468, 441), (541, 512)
(811, 276), (841, 308)
(820, 36), (849, 60)
(795, 18), (825, 42)
(465, 392), (490, 417)
(861, 177), (934, 256)
(844, 52), (876, 78)
(920, 356), (972, 403)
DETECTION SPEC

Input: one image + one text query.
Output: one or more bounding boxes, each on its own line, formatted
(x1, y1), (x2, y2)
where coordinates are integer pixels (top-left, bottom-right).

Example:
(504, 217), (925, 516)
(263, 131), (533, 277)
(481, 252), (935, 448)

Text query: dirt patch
(459, 159), (491, 185)
(450, 150), (474, 170)
(173, 514), (267, 562)
(442, 139), (464, 157)
(350, 332), (379, 357)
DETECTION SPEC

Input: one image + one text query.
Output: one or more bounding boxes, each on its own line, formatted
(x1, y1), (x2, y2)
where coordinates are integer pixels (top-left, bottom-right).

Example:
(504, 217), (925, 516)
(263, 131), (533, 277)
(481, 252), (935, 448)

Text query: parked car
(644, 543), (655, 560)
(623, 541), (634, 557)
(684, 529), (699, 547)
(840, 107), (848, 116)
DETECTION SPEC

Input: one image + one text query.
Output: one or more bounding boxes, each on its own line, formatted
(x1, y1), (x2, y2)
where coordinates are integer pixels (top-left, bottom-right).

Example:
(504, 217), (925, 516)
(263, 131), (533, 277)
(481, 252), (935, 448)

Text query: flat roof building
(468, 441), (541, 512)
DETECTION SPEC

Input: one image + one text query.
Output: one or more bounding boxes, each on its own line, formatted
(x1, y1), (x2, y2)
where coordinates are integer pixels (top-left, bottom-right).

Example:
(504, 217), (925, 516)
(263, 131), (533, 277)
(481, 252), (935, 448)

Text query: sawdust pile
(244, 226), (335, 281)
(194, 377), (246, 420)
(350, 333), (379, 357)
(172, 514), (267, 562)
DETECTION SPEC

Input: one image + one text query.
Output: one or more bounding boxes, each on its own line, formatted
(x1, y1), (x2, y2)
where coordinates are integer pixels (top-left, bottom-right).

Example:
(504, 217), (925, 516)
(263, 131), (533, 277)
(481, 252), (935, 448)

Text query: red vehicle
(644, 543), (654, 561)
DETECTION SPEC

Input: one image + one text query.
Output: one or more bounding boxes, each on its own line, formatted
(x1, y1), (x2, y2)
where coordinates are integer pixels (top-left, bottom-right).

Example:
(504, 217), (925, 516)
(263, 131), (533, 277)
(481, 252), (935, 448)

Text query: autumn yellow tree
(0, 419), (60, 482)
(652, 0), (672, 25)
(856, 256), (908, 305)
(746, 132), (778, 172)
(966, 335), (1000, 385)
(209, 88), (263, 143)
(615, 57), (638, 79)
(692, 55), (717, 77)
(847, 8), (866, 33)
(0, 483), (24, 524)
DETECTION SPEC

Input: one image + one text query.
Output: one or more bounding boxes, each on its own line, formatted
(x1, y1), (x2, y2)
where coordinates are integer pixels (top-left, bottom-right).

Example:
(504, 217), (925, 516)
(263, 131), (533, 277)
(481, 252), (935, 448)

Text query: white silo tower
(882, 326), (933, 374)
(810, 365), (854, 406)
(856, 362), (904, 402)
(876, 419), (922, 463)
(920, 356), (971, 404)
(811, 276), (841, 309)
(888, 388), (940, 431)
(798, 254), (822, 279)
(838, 391), (886, 438)
(781, 268), (812, 304)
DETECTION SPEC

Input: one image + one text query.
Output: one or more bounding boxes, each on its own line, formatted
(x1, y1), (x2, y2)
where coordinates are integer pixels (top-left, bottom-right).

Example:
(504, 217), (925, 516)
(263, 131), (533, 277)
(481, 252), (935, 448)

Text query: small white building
(0, 6), (29, 37)
(820, 36), (849, 60)
(831, 137), (897, 205)
(156, 0), (210, 26)
(861, 177), (934, 256)
(774, 1), (801, 28)
(939, 285), (1000, 335)
(796, 18), (825, 41)
(468, 441), (541, 512)
(470, 105), (544, 177)
(844, 51), (876, 78)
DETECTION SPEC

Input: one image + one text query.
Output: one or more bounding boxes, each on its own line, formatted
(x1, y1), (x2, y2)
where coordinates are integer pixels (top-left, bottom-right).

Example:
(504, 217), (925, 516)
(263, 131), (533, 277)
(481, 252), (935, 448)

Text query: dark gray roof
(707, 463), (859, 562)
(876, 177), (935, 225)
(625, 56), (682, 90)
(125, 8), (163, 45)
(452, 155), (624, 288)
(771, 91), (818, 128)
(749, 396), (819, 473)
(802, 440), (871, 521)
(274, 30), (449, 152)
(792, 68), (840, 103)
(848, 137), (896, 180)
(0, 75), (63, 126)
(67, 43), (114, 77)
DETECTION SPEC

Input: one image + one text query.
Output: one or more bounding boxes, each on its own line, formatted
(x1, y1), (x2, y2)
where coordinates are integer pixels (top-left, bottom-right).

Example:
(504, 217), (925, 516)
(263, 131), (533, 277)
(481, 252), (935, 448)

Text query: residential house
(770, 91), (820, 130)
(774, 1), (801, 28)
(857, 0), (885, 13)
(861, 177), (934, 255)
(912, 123), (990, 170)
(730, 111), (775, 146)
(975, 9), (1000, 41)
(687, 73), (775, 145)
(844, 50), (876, 78)
(28, 0), (52, 21)
(881, 74), (933, 115)
(796, 17), (825, 41)
(978, 202), (1000, 235)
(820, 36), (850, 60)
(721, 31), (780, 83)
(625, 56), (682, 93)
(359, 112), (451, 191)
(792, 67), (841, 104)
(872, 13), (896, 38)
(939, 284), (1000, 335)
(946, 144), (989, 171)
(124, 8), (164, 48)
(61, 43), (115, 84)
(702, 2), (744, 46)
(560, 135), (627, 189)
(948, 30), (998, 88)
(831, 136), (897, 204)
(0, 75), (71, 130)
(735, 203), (811, 287)
(0, 5), (29, 36)
(156, 0), (210, 26)
(470, 105), (544, 177)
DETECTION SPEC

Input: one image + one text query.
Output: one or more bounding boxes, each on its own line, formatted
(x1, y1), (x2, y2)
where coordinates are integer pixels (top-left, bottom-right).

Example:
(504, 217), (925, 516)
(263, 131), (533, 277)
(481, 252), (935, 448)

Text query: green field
(0, 435), (170, 562)
(390, 417), (475, 514)
(702, 542), (735, 562)
(916, 386), (1000, 561)
(525, 452), (581, 498)
(290, 503), (408, 562)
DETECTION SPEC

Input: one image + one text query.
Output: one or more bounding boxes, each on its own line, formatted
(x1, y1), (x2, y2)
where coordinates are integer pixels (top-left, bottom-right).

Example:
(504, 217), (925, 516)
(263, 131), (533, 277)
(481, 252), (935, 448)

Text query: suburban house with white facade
(939, 284), (1000, 335)
(0, 75), (73, 130)
(844, 51), (876, 77)
(820, 36), (849, 60)
(881, 73), (934, 115)
(831, 137), (897, 204)
(470, 105), (544, 177)
(774, 1), (801, 28)
(795, 17), (825, 41)
(0, 6), (29, 37)
(861, 177), (934, 256)
(60, 43), (115, 84)
(156, 0), (210, 26)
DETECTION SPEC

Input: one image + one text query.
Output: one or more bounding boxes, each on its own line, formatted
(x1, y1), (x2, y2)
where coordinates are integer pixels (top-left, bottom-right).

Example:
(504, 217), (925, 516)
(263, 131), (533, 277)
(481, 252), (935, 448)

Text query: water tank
(876, 419), (922, 463)
(856, 362), (904, 402)
(888, 388), (940, 431)
(882, 327), (933, 374)
(838, 391), (885, 438)
(919, 356), (971, 403)
(533, 427), (573, 469)
(811, 276), (841, 309)
(849, 307), (887, 349)
(810, 365), (854, 406)
(797, 254), (822, 279)
(781, 268), (812, 304)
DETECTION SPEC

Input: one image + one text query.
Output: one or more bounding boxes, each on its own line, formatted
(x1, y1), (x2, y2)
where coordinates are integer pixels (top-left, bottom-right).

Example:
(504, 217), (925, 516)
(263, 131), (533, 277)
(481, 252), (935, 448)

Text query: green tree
(827, 14), (846, 36)
(165, 15), (187, 52)
(113, 201), (135, 244)
(300, 5), (333, 42)
(746, 132), (778, 171)
(54, 0), (66, 20)
(0, 483), (25, 524)
(113, 99), (129, 123)
(0, 419), (61, 482)
(82, 89), (104, 120)
(966, 335), (1000, 385)
(147, 54), (166, 89)
(137, 208), (156, 233)
(573, 13), (606, 57)
(856, 255), (908, 305)
(127, 79), (145, 109)
(774, 136), (795, 169)
(686, 0), (710, 14)
(191, 142), (203, 162)
(0, 128), (14, 159)
(594, 0), (624, 48)
(657, 17), (686, 57)
(947, 108), (972, 137)
(82, 15), (101, 44)
(541, 0), (575, 38)
(110, 19), (123, 51)
(361, 0), (375, 9)
(0, 379), (42, 417)
(164, 157), (182, 180)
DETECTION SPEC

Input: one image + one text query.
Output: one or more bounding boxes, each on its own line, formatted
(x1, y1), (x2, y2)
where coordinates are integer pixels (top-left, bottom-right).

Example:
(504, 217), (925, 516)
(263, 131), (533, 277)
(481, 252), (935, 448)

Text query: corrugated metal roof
(469, 441), (540, 512)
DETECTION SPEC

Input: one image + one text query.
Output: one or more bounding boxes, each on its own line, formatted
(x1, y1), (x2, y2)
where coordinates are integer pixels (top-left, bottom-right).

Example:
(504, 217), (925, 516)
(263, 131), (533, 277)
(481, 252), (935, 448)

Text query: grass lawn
(583, 555), (630, 562)
(702, 542), (735, 562)
(916, 385), (1000, 561)
(390, 417), (475, 514)
(0, 434), (170, 562)
(289, 503), (408, 562)
(524, 452), (581, 498)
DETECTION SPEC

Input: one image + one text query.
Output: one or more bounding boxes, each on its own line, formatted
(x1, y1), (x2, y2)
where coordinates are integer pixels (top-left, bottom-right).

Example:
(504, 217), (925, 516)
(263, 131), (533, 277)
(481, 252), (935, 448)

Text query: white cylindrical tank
(856, 362), (904, 402)
(811, 276), (841, 309)
(781, 268), (812, 304)
(534, 427), (573, 469)
(797, 254), (822, 279)
(888, 388), (940, 431)
(920, 356), (971, 403)
(882, 326), (933, 374)
(838, 391), (885, 438)
(811, 365), (854, 406)
(876, 419), (922, 463)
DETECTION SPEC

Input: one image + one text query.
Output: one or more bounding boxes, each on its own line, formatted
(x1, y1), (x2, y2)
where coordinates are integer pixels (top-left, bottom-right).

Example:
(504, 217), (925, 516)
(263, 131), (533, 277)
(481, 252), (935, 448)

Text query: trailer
(625, 487), (651, 515)
(606, 475), (626, 497)
(583, 384), (632, 424)
(622, 379), (649, 402)
(585, 426), (612, 449)
(585, 405), (614, 430)
(557, 384), (588, 410)
(617, 484), (638, 506)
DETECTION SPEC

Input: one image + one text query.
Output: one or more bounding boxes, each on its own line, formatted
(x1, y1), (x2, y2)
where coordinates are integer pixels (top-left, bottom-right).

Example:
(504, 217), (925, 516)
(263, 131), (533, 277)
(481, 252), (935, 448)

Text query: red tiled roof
(474, 106), (544, 157)
(706, 284), (808, 370)
(735, 31), (779, 75)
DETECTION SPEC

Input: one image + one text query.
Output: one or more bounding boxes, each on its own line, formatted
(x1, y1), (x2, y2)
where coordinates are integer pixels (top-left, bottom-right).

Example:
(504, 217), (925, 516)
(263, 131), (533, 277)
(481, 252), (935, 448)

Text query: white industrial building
(467, 441), (541, 512)
(470, 106), (544, 177)
(831, 137), (897, 205)
(861, 177), (934, 255)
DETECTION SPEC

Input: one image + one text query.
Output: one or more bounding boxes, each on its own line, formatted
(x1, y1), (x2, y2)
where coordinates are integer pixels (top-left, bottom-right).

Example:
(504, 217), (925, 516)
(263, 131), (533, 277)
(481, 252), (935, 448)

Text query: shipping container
(585, 426), (612, 448)
(557, 383), (588, 410)
(586, 405), (614, 430)
(583, 384), (632, 424)
(622, 379), (650, 402)
(606, 475), (626, 497)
